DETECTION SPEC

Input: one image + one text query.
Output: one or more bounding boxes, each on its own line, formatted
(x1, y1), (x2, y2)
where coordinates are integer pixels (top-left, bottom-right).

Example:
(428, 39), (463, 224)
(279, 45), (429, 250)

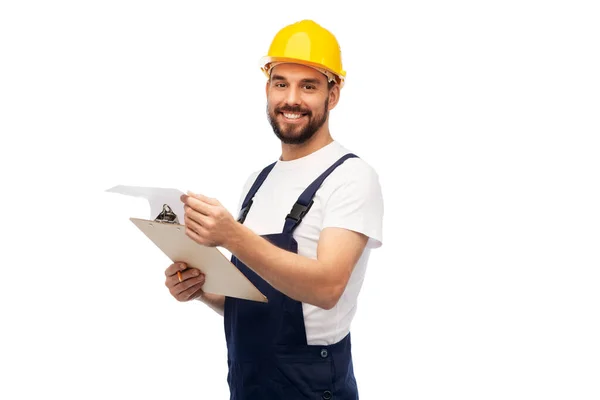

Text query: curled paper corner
(105, 185), (186, 222)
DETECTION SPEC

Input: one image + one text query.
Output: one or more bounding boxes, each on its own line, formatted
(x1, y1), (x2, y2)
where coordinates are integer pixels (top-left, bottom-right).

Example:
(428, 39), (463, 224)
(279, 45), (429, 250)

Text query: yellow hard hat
(260, 20), (346, 88)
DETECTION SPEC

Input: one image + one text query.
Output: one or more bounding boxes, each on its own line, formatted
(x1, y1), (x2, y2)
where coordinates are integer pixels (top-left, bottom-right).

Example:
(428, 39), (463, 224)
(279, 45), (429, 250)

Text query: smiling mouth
(280, 111), (308, 121)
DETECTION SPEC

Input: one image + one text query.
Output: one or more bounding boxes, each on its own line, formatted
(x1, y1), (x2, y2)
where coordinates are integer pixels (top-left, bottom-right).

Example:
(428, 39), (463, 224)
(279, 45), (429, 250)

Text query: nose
(284, 86), (301, 106)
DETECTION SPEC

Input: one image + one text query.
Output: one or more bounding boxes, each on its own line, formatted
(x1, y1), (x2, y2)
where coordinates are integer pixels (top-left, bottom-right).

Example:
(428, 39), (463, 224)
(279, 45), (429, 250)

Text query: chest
(242, 170), (333, 242)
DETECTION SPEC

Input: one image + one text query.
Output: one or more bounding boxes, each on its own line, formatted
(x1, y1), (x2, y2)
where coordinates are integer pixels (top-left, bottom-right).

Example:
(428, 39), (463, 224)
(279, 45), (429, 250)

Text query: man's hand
(180, 191), (238, 248)
(164, 262), (206, 302)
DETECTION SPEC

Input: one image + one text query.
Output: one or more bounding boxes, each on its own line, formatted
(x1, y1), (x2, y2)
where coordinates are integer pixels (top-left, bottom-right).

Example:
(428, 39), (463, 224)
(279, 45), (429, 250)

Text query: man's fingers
(185, 213), (212, 236)
(174, 275), (205, 295)
(166, 268), (204, 288)
(177, 283), (205, 302)
(181, 193), (212, 216)
(166, 269), (205, 296)
(185, 225), (211, 246)
(188, 191), (219, 206)
(181, 191), (221, 218)
(184, 205), (211, 227)
(185, 285), (205, 301)
(165, 262), (187, 277)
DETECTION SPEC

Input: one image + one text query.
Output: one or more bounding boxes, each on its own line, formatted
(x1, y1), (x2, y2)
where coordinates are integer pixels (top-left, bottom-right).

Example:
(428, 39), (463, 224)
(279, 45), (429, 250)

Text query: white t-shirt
(237, 140), (384, 345)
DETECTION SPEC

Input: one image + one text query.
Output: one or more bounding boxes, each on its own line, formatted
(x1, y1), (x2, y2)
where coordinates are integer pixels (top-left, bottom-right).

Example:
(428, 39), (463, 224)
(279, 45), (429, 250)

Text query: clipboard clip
(154, 204), (179, 224)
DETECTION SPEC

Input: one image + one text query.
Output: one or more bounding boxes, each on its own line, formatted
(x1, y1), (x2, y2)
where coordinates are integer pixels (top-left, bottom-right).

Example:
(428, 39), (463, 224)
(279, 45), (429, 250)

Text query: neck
(280, 129), (334, 161)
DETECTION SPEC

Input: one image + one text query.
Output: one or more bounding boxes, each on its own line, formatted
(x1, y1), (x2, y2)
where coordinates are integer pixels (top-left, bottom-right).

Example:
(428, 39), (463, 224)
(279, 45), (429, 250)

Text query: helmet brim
(260, 56), (346, 88)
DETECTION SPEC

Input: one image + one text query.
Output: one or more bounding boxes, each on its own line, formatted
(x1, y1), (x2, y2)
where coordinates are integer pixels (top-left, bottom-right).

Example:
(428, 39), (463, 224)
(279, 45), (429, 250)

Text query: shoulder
(241, 160), (277, 192)
(236, 165), (270, 210)
(319, 148), (384, 248)
(339, 156), (379, 180)
(325, 149), (382, 195)
(243, 169), (262, 189)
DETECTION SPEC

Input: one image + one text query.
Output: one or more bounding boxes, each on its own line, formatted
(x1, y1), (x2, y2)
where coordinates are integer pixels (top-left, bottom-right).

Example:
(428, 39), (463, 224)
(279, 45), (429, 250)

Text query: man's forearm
(224, 224), (343, 310)
(198, 292), (225, 316)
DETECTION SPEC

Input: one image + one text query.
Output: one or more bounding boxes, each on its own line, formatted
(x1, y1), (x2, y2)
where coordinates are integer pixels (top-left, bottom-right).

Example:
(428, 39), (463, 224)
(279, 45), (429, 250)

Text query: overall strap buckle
(237, 200), (253, 223)
(282, 153), (359, 234)
(286, 200), (314, 223)
(236, 161), (277, 225)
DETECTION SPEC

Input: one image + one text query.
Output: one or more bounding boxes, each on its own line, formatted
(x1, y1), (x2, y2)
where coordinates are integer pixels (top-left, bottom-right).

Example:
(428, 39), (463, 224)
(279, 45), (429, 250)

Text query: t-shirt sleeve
(321, 163), (384, 248)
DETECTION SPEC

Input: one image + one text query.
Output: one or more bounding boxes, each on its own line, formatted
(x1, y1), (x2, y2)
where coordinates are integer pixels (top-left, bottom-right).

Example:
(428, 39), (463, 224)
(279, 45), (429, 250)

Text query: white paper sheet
(105, 185), (186, 224)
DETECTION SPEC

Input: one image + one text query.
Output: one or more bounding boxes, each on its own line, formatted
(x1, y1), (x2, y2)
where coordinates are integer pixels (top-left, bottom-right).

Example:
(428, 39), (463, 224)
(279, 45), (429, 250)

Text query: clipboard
(130, 204), (267, 303)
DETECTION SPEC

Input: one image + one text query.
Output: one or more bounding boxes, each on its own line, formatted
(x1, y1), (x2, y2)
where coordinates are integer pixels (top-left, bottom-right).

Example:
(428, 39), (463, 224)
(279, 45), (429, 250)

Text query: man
(164, 20), (383, 399)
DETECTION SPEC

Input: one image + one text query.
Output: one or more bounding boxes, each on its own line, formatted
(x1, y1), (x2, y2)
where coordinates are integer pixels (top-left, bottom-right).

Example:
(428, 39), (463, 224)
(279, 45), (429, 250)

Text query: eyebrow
(300, 78), (322, 85)
(271, 75), (322, 86)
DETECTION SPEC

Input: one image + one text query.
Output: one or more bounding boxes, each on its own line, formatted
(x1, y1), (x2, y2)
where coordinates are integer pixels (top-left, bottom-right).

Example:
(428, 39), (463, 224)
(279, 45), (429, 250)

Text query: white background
(1, 1), (599, 399)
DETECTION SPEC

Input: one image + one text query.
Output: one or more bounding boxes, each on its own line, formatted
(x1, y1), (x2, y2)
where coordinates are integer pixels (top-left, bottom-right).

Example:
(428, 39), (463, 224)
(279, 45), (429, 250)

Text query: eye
(274, 82), (287, 88)
(303, 84), (316, 90)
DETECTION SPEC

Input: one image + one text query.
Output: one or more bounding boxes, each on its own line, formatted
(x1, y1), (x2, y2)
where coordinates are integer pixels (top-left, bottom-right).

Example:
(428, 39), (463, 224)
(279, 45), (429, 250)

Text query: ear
(265, 79), (270, 97)
(327, 83), (341, 111)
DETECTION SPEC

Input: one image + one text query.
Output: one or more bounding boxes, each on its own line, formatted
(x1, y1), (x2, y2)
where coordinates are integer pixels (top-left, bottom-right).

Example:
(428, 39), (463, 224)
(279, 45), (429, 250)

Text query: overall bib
(224, 153), (360, 400)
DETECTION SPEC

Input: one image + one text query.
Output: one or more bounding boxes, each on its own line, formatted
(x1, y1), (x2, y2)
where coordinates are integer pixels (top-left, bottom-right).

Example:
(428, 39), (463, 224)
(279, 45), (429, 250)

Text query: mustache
(276, 105), (311, 115)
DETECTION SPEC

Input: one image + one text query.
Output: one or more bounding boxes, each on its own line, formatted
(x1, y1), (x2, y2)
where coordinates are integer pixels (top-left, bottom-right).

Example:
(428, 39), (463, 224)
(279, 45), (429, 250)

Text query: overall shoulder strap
(237, 161), (277, 223)
(282, 153), (358, 234)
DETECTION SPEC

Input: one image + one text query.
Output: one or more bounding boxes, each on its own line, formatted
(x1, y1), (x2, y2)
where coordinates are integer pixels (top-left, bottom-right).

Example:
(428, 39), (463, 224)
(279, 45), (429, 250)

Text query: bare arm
(197, 292), (225, 316)
(225, 225), (367, 310)
(182, 193), (369, 310)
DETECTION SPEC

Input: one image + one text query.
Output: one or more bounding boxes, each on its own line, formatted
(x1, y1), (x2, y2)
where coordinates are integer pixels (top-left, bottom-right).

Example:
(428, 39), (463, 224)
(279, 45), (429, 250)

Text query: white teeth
(283, 113), (302, 119)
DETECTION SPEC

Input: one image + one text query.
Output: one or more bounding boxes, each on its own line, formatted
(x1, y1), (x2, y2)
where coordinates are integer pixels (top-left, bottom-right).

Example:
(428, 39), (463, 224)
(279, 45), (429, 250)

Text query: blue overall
(224, 153), (360, 400)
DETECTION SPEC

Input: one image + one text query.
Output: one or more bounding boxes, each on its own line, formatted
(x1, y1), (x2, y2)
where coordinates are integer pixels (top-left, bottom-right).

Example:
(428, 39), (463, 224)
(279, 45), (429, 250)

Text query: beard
(267, 97), (329, 145)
